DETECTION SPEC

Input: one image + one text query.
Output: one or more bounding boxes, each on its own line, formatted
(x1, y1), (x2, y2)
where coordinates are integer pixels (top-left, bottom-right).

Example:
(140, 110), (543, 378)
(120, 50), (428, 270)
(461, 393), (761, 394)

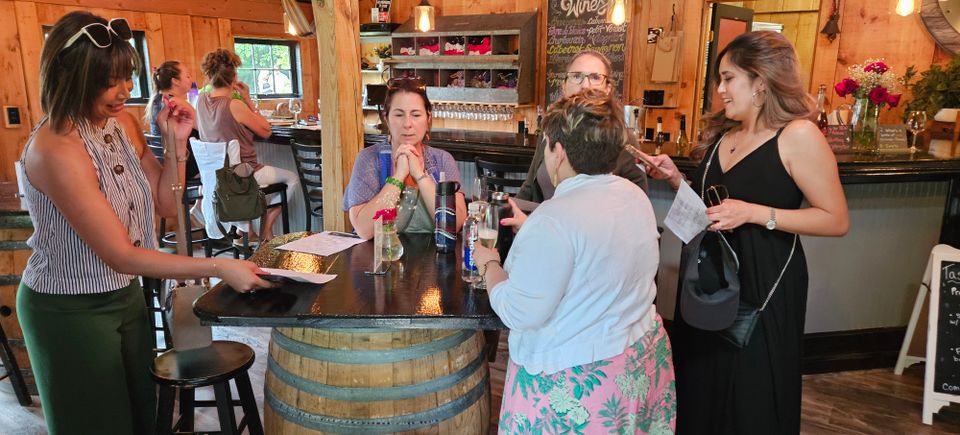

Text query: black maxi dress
(671, 128), (808, 434)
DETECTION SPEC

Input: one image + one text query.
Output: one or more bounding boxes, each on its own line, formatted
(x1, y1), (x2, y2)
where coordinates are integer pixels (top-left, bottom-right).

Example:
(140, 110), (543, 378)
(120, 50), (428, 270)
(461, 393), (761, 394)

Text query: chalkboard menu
(935, 260), (960, 394)
(546, 0), (628, 103)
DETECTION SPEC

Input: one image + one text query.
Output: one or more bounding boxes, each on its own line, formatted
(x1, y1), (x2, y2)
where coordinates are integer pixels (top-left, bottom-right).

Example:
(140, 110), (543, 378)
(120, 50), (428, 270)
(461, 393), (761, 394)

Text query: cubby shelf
(388, 12), (537, 105)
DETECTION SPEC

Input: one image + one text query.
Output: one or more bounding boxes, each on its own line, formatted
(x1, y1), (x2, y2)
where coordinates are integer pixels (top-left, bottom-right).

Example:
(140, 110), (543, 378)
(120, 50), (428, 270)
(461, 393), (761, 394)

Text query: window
(234, 38), (301, 98)
(42, 27), (150, 104)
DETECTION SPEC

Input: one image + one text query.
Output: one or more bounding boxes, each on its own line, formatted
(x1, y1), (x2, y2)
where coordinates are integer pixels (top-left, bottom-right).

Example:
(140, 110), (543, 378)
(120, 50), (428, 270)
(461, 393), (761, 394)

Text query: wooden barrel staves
(0, 214), (36, 395)
(265, 327), (490, 434)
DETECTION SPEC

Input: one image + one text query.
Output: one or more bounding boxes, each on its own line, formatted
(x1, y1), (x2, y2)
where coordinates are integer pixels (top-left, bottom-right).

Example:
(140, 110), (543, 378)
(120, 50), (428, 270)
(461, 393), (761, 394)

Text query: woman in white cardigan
(473, 89), (675, 433)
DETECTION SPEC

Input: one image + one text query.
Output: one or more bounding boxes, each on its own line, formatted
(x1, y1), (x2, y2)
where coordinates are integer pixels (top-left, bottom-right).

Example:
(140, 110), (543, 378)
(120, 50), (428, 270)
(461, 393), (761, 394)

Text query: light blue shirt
(490, 173), (660, 374)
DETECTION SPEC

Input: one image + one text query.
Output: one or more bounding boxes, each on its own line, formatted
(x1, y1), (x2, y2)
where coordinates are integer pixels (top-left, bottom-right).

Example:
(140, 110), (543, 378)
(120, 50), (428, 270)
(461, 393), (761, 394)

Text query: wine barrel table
(0, 182), (34, 405)
(195, 232), (505, 434)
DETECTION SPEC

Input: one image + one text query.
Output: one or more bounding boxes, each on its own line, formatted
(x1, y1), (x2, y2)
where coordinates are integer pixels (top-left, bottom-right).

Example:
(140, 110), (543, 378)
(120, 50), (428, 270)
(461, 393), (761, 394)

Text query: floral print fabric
(498, 316), (676, 434)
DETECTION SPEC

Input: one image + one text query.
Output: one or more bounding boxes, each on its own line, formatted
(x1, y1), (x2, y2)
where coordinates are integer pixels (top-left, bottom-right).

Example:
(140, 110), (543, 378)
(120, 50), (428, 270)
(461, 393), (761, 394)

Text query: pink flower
(834, 78), (859, 97)
(864, 61), (889, 74)
(868, 86), (890, 106)
(373, 207), (398, 222)
(886, 93), (902, 108)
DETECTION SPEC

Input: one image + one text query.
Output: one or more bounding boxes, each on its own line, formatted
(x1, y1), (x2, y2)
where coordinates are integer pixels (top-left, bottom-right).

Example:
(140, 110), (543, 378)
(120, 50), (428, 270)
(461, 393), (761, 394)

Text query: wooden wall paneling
(27, 0), (283, 24)
(144, 13), (167, 71)
(313, 0), (363, 232)
(216, 17), (233, 47)
(14, 1), (42, 124)
(159, 14), (198, 85)
(833, 0), (936, 123)
(191, 16), (224, 70)
(0, 0), (33, 182)
(809, 0), (842, 108)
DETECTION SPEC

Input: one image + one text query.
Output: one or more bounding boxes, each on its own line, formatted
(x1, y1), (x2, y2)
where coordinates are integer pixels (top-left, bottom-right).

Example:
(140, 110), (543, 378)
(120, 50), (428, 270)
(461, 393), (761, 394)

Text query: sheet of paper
(276, 231), (367, 256)
(664, 182), (712, 244)
(261, 268), (337, 284)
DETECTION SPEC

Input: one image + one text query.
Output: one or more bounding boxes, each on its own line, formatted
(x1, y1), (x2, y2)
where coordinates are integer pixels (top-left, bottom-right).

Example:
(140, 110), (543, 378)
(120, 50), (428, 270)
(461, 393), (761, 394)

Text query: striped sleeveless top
(20, 117), (157, 294)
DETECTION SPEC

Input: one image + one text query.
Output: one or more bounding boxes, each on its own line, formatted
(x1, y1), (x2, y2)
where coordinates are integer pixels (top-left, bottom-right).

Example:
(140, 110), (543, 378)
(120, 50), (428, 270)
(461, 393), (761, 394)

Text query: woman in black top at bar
(642, 31), (848, 434)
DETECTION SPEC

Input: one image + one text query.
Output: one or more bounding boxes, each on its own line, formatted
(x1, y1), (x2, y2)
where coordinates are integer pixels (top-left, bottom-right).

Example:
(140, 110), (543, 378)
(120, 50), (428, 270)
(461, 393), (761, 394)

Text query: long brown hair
(201, 48), (241, 89)
(698, 31), (815, 152)
(39, 11), (140, 133)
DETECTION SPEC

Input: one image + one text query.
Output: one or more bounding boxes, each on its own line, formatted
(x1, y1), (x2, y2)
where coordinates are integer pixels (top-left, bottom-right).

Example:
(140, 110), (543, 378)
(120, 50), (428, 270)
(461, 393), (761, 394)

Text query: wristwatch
(765, 208), (777, 230)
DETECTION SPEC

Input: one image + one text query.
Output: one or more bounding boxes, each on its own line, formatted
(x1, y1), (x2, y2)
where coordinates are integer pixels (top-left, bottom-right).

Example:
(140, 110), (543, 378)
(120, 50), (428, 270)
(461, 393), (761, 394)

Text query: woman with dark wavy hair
(643, 31), (849, 434)
(18, 12), (272, 434)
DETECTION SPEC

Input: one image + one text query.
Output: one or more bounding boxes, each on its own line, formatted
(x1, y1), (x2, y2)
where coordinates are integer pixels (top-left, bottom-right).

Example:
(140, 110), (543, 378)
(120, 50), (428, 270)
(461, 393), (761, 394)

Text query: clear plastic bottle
(461, 202), (484, 284)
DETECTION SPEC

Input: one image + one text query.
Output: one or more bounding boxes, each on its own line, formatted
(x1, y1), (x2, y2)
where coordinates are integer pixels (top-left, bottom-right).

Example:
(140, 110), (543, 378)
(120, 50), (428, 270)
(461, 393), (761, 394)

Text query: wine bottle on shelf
(676, 114), (690, 157)
(816, 84), (829, 135)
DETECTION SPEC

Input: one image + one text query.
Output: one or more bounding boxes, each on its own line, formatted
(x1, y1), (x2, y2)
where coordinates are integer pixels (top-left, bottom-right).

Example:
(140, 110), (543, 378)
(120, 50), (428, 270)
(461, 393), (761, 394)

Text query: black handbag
(716, 235), (797, 348)
(213, 151), (264, 222)
(688, 134), (799, 349)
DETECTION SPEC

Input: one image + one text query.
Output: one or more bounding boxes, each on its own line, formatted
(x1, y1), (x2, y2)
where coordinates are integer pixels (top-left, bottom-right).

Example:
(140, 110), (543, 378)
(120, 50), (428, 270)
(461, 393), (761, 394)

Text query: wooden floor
(4, 326), (960, 434)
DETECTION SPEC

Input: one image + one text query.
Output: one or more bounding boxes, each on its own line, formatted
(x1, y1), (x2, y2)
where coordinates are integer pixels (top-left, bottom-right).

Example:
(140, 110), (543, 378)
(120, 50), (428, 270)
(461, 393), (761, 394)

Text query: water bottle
(435, 181), (460, 253)
(374, 208), (403, 261)
(378, 148), (392, 188)
(461, 202), (484, 284)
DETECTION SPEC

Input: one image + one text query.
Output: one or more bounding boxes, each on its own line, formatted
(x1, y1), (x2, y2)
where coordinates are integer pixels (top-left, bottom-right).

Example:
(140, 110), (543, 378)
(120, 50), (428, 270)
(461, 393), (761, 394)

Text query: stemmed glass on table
(475, 196), (499, 290)
(906, 111), (927, 154)
(289, 98), (303, 125)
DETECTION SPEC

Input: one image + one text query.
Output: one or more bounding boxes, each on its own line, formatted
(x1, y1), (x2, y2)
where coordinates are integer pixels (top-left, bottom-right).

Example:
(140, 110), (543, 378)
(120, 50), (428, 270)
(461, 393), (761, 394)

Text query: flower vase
(851, 98), (880, 151)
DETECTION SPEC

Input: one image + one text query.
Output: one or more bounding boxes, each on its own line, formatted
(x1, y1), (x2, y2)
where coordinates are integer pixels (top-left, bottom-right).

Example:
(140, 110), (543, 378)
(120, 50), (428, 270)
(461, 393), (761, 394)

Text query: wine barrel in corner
(265, 327), (490, 434)
(0, 213), (36, 398)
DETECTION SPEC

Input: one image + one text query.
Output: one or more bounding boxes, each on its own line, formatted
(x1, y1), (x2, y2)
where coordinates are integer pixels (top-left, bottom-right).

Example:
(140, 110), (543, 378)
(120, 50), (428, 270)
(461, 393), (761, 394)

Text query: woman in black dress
(642, 31), (849, 434)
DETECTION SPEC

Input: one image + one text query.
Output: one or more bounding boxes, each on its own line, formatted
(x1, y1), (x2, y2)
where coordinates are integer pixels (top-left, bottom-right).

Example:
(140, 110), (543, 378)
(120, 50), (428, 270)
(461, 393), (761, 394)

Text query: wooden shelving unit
(384, 12), (537, 105)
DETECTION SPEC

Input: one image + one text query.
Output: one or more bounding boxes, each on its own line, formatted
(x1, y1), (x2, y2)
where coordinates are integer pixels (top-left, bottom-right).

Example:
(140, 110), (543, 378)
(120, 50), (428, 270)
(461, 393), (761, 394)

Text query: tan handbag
(651, 31), (683, 83)
(161, 120), (212, 351)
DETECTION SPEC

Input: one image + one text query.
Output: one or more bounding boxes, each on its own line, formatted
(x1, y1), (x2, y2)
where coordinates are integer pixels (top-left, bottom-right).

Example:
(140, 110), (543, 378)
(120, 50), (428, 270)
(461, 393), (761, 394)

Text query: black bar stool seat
(151, 341), (263, 435)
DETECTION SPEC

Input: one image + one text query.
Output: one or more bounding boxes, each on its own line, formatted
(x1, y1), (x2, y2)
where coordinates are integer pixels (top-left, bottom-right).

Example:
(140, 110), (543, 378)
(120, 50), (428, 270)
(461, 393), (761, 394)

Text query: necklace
(729, 130), (742, 154)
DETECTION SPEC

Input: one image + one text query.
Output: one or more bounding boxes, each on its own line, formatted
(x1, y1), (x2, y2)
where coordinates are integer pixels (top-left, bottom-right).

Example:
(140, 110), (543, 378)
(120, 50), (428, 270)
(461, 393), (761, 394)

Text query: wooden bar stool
(151, 341), (263, 435)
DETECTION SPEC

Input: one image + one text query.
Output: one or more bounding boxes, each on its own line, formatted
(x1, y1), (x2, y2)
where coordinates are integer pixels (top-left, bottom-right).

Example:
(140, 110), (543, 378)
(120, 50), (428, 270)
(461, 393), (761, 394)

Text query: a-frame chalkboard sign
(923, 244), (960, 424)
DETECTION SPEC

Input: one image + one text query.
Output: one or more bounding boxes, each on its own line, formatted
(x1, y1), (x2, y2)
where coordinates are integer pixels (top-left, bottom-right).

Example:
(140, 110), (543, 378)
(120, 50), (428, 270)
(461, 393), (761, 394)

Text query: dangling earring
(751, 89), (765, 108)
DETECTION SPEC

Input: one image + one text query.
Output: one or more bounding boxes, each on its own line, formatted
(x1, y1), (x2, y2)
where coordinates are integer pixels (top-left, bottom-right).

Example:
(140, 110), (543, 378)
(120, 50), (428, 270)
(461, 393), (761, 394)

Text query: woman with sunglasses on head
(640, 31), (848, 434)
(514, 50), (647, 207)
(343, 77), (466, 239)
(472, 89), (675, 433)
(18, 12), (274, 434)
(196, 48), (300, 242)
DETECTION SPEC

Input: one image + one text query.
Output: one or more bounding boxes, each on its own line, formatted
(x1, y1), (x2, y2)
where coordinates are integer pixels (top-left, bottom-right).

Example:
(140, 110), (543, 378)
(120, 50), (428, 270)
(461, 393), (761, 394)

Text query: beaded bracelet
(385, 176), (404, 190)
(480, 259), (501, 277)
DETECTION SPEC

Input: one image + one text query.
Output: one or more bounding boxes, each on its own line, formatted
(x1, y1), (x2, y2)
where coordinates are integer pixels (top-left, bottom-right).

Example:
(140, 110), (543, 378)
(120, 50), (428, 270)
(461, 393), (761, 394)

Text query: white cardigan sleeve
(489, 214), (574, 331)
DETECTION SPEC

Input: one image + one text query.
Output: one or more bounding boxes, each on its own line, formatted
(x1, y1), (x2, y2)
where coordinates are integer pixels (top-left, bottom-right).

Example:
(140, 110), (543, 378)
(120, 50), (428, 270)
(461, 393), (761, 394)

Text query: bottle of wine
(676, 114), (690, 157)
(816, 84), (829, 134)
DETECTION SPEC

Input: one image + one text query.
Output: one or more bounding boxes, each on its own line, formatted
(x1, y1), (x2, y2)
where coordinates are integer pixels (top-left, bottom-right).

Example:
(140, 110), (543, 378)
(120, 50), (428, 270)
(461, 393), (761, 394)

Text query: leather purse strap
(700, 131), (799, 313)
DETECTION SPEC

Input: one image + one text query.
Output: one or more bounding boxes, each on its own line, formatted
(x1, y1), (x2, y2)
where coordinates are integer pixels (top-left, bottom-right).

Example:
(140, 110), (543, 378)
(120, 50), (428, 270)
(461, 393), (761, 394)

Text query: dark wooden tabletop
(194, 232), (506, 330)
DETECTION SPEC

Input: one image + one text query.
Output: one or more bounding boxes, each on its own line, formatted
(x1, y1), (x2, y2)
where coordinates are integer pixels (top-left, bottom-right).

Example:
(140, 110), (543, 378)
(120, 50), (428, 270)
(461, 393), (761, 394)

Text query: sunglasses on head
(386, 76), (427, 91)
(63, 18), (132, 50)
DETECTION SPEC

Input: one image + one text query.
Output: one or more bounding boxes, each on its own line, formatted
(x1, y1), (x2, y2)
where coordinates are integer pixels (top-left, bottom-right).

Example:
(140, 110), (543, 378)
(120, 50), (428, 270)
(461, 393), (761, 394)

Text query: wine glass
(906, 110), (927, 153)
(289, 98), (303, 125)
(475, 203), (498, 290)
(472, 175), (489, 204)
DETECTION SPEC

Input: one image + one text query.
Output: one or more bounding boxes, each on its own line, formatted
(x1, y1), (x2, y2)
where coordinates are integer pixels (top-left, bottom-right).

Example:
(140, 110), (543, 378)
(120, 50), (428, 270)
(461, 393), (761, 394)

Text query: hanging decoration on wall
(820, 0), (841, 42)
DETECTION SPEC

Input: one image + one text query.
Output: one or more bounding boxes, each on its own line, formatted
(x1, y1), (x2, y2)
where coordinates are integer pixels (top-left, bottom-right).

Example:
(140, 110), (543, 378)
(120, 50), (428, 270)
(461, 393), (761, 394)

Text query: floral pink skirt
(498, 316), (676, 434)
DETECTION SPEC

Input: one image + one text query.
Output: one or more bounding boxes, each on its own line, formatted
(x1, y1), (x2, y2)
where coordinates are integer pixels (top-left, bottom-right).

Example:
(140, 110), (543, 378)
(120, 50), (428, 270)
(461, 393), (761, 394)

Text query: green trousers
(17, 279), (156, 435)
